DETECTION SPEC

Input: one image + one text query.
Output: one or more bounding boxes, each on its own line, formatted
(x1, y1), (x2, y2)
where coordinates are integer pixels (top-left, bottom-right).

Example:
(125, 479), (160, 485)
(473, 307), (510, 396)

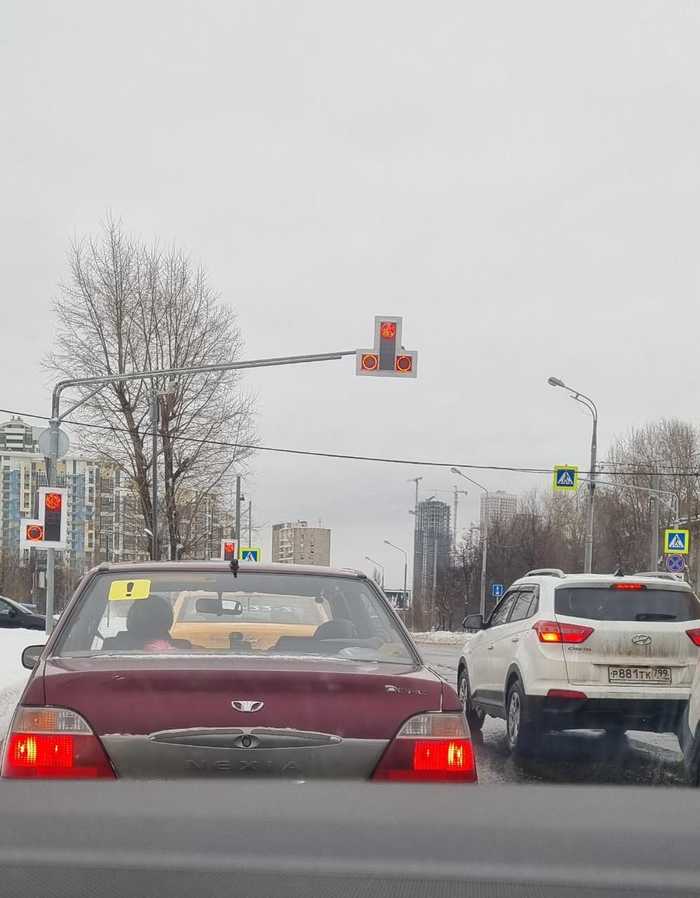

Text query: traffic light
(36, 487), (67, 549)
(24, 522), (44, 543)
(43, 491), (63, 542)
(221, 539), (237, 561)
(356, 316), (417, 378)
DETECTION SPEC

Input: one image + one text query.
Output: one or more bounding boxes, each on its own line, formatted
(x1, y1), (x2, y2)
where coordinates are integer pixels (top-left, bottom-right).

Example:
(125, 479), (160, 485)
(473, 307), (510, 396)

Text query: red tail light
(534, 620), (594, 644)
(372, 713), (477, 783)
(687, 629), (700, 646)
(1, 708), (115, 780)
(547, 689), (587, 700)
(610, 583), (646, 591)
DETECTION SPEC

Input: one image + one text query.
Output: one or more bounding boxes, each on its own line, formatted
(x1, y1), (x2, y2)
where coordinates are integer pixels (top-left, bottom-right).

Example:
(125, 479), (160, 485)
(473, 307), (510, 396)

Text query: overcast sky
(2, 1), (700, 583)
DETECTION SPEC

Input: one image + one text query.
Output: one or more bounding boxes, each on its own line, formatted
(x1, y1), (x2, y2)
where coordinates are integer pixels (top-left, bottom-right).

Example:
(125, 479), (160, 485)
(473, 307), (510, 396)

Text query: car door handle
(511, 638), (519, 643)
(487, 645), (494, 651)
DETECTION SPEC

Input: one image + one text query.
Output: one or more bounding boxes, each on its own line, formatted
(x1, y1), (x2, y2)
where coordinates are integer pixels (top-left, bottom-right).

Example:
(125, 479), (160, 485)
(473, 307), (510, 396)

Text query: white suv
(457, 569), (700, 755)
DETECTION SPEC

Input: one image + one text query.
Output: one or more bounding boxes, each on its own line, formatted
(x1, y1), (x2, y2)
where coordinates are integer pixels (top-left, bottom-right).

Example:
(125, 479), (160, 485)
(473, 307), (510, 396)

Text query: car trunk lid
(42, 655), (443, 779)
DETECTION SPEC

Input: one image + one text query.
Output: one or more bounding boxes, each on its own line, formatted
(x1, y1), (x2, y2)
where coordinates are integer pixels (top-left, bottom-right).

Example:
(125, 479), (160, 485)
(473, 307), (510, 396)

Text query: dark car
(0, 594), (45, 631)
(1, 562), (476, 783)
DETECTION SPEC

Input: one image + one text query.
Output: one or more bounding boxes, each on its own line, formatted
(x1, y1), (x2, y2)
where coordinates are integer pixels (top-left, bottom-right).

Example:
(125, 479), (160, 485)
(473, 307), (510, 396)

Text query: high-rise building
(271, 521), (331, 566)
(412, 499), (451, 613)
(480, 491), (518, 525)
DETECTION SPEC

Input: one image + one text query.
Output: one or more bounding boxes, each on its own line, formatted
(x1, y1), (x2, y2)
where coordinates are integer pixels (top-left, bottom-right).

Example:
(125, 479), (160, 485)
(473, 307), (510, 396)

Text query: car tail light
(372, 713), (477, 783)
(534, 620), (594, 644)
(686, 629), (700, 646)
(1, 707), (115, 779)
(610, 583), (646, 591)
(547, 689), (587, 700)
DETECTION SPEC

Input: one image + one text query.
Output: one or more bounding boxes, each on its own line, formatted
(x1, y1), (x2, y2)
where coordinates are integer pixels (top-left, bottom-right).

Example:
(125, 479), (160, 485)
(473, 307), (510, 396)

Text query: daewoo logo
(632, 634), (652, 646)
(231, 700), (264, 712)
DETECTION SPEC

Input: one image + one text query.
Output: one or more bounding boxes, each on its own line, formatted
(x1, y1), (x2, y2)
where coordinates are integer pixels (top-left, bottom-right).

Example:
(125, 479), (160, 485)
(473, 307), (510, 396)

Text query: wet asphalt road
(419, 643), (689, 787)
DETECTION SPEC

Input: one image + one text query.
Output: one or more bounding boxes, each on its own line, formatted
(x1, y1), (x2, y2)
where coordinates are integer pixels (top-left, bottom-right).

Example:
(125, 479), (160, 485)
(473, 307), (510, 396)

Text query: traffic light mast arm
(50, 350), (358, 422)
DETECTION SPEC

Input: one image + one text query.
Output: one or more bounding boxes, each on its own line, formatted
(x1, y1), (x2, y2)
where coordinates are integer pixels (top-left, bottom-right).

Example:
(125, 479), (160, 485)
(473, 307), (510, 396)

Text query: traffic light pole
(43, 349), (358, 634)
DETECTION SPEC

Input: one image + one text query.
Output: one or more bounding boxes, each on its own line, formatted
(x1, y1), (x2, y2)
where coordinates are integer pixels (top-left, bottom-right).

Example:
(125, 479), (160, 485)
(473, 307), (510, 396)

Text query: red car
(1, 562), (476, 783)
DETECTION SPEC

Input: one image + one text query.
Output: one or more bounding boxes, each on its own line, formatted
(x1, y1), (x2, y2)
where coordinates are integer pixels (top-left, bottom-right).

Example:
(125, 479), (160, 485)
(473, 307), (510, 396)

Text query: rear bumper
(529, 695), (687, 733)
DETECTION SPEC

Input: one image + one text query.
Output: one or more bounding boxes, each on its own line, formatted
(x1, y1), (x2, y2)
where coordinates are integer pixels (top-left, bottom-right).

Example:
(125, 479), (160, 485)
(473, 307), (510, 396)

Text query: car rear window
(554, 586), (700, 622)
(54, 570), (414, 664)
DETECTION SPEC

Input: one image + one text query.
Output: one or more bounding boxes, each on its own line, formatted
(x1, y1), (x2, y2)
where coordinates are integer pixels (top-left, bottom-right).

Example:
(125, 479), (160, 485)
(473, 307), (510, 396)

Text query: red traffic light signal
(25, 523), (44, 542)
(44, 492), (63, 512)
(222, 540), (237, 561)
(395, 355), (413, 374)
(360, 353), (379, 371)
(43, 492), (63, 542)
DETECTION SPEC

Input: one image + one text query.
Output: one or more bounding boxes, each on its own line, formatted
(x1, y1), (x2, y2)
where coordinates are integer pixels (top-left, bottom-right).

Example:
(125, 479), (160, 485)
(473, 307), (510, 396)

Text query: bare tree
(47, 218), (256, 559)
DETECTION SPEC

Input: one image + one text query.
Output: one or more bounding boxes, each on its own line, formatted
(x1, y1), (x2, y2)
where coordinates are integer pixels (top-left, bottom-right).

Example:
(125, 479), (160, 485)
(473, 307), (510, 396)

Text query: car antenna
(613, 566), (625, 577)
(230, 558), (239, 578)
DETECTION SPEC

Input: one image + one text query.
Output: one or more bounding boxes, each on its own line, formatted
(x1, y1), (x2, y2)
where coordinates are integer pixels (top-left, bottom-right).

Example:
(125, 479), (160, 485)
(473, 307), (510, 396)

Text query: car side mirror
(464, 613), (485, 631)
(21, 645), (44, 670)
(8, 608), (17, 618)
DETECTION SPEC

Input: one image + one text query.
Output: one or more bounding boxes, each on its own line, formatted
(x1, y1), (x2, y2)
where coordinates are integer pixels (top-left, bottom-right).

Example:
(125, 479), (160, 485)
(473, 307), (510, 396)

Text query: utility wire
(1, 406), (699, 477)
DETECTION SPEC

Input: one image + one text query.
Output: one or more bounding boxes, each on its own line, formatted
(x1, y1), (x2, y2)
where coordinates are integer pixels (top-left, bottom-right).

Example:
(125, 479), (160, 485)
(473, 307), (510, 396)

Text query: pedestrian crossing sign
(553, 465), (579, 492)
(240, 547), (262, 562)
(664, 529), (690, 555)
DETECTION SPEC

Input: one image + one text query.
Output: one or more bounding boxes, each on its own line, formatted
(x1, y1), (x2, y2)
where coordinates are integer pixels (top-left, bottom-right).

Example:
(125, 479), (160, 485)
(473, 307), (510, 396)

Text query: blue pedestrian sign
(664, 529), (689, 555)
(491, 583), (505, 599)
(553, 465), (579, 492)
(666, 554), (685, 573)
(240, 547), (262, 562)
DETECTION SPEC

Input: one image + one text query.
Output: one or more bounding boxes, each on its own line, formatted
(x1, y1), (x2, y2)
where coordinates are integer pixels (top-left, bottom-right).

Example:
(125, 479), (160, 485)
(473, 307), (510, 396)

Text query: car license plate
(608, 666), (672, 685)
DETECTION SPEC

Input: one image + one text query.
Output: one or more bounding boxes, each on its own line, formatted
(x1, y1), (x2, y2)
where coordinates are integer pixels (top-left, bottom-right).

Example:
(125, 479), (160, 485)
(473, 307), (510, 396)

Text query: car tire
(505, 679), (539, 756)
(458, 668), (485, 732)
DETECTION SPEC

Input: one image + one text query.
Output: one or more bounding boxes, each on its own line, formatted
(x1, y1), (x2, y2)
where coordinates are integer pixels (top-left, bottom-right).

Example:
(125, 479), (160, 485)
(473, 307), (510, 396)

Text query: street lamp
(451, 468), (489, 618)
(384, 539), (408, 608)
(547, 376), (598, 573)
(365, 555), (385, 588)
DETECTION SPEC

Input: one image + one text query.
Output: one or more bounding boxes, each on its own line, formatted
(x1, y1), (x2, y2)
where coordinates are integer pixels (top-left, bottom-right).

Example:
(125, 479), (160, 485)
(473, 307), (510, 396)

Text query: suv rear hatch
(41, 655), (444, 779)
(554, 581), (700, 689)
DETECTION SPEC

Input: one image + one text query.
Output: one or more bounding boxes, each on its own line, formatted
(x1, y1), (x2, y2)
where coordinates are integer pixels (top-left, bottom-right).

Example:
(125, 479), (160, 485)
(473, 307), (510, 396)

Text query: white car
(457, 569), (700, 755)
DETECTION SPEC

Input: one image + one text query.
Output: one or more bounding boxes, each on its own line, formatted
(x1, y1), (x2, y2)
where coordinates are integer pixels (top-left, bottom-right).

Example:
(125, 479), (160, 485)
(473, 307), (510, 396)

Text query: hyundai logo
(632, 634), (652, 646)
(232, 700), (264, 712)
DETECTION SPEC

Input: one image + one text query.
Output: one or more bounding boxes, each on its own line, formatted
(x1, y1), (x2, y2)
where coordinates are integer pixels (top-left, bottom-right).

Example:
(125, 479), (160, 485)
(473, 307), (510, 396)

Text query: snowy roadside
(0, 630), (45, 742)
(410, 631), (468, 646)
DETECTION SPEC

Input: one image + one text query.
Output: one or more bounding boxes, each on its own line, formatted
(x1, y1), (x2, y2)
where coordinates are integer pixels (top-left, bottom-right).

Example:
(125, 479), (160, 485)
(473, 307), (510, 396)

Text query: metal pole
(480, 506), (488, 619)
(235, 476), (241, 559)
(453, 487), (458, 557)
(650, 474), (660, 570)
(248, 500), (252, 548)
(44, 417), (61, 635)
(432, 537), (438, 627)
(584, 414), (598, 573)
(151, 391), (158, 561)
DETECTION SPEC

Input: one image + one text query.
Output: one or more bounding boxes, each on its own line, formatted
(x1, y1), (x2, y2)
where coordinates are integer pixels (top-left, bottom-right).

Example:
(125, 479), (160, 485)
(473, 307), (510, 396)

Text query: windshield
(55, 571), (414, 664)
(555, 587), (700, 622)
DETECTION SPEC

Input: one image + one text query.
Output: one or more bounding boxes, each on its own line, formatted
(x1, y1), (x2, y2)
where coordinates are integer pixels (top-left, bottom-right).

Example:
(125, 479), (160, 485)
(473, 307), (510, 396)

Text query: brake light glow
(534, 620), (594, 644)
(547, 689), (587, 700)
(686, 629), (700, 646)
(1, 707), (115, 780)
(610, 583), (646, 591)
(372, 713), (477, 783)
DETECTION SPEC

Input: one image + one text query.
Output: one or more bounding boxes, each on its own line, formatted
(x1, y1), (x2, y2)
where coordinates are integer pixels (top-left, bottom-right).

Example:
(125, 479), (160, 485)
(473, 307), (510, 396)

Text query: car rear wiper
(635, 613), (677, 621)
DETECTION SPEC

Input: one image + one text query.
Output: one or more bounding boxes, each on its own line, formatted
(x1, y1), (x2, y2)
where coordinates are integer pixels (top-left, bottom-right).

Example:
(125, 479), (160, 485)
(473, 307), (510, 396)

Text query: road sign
(240, 547), (261, 562)
(221, 539), (237, 561)
(553, 465), (578, 491)
(491, 583), (505, 599)
(666, 554), (686, 573)
(356, 316), (417, 378)
(37, 427), (70, 460)
(664, 529), (690, 555)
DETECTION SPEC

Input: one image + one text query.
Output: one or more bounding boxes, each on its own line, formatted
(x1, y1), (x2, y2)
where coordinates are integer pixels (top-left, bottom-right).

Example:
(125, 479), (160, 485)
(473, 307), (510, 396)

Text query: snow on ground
(410, 630), (469, 645)
(0, 629), (45, 741)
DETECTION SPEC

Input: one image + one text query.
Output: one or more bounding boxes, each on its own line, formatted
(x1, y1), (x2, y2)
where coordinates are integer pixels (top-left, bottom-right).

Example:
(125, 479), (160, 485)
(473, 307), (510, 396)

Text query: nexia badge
(553, 465), (578, 492)
(664, 529), (690, 555)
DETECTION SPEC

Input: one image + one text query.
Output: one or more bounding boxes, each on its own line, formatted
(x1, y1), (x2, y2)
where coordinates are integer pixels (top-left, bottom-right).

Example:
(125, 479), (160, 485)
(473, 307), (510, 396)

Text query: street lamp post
(451, 468), (489, 618)
(384, 539), (408, 608)
(547, 377), (598, 573)
(365, 555), (385, 588)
